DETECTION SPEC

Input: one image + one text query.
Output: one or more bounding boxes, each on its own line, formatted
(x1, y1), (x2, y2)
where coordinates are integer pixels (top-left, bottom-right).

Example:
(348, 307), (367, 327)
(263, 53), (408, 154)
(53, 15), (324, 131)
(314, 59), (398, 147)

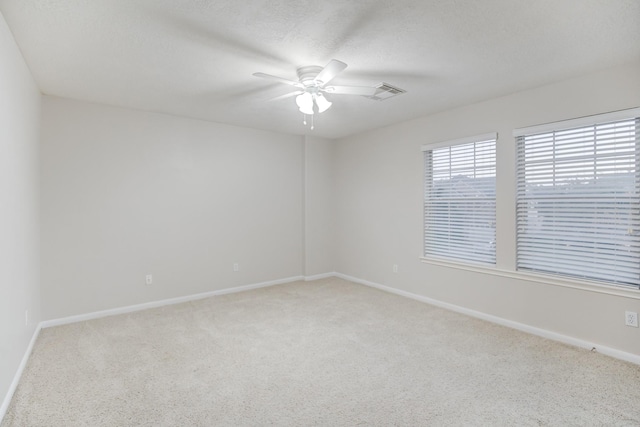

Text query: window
(423, 133), (497, 264)
(515, 108), (640, 288)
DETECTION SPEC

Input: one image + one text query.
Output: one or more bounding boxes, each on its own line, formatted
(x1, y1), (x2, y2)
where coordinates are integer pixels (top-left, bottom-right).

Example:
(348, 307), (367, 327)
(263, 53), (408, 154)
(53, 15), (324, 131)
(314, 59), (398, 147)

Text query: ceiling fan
(253, 59), (379, 129)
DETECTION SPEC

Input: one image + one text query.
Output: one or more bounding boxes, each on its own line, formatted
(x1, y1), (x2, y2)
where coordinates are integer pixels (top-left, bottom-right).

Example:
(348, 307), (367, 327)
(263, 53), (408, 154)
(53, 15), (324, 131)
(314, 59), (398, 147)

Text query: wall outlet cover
(625, 311), (638, 328)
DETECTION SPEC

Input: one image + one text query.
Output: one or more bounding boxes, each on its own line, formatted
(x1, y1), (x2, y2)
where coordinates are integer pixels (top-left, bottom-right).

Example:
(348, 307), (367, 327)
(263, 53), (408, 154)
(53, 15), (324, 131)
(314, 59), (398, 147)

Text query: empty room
(2, 0), (640, 425)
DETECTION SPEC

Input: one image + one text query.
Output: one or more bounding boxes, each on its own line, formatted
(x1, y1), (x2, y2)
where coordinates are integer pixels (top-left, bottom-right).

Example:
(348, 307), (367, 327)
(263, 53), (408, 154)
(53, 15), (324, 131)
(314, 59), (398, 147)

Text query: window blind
(515, 111), (640, 288)
(423, 135), (496, 264)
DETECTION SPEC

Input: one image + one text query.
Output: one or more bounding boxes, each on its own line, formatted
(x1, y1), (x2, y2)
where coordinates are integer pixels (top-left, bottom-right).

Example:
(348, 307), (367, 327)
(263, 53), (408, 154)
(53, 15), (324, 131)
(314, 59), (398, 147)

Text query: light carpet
(2, 277), (640, 426)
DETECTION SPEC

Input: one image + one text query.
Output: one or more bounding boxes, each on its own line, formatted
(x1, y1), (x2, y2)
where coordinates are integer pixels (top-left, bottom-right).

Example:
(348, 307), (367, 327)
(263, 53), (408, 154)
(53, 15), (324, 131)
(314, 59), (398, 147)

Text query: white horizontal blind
(516, 115), (640, 288)
(424, 136), (496, 264)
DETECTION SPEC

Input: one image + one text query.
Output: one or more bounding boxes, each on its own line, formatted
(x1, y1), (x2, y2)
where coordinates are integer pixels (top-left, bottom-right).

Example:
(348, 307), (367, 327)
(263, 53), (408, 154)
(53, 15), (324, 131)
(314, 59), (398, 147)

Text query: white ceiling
(1, 0), (639, 139)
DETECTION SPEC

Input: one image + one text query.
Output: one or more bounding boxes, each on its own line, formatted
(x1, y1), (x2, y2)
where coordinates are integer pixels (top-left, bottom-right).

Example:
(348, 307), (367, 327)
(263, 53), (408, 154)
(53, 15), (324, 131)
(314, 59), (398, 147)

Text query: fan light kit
(253, 59), (405, 130)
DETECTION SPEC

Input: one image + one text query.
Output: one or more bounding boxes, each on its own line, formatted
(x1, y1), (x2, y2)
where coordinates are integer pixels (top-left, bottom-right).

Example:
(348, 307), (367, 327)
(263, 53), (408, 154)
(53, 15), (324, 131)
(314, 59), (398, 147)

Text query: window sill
(420, 256), (640, 300)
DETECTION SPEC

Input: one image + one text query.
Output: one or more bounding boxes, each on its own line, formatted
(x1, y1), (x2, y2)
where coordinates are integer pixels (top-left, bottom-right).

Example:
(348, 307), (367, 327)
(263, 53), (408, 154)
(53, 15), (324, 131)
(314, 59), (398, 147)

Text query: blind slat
(425, 137), (496, 264)
(516, 116), (640, 288)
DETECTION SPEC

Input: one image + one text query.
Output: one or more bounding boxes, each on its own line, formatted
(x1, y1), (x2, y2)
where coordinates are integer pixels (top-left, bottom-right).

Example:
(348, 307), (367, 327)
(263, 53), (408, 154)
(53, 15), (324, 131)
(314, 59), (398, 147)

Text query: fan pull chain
(301, 113), (314, 130)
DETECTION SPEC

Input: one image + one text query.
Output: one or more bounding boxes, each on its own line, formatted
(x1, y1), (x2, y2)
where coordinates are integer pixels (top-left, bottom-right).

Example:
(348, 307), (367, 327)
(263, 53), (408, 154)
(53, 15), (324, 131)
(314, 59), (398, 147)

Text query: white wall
(40, 97), (306, 320)
(303, 136), (335, 276)
(0, 11), (41, 413)
(334, 62), (640, 356)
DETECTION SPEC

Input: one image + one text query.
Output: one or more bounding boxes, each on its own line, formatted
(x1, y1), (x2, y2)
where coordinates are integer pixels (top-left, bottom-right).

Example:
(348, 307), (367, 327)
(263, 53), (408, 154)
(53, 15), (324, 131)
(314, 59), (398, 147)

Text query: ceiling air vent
(368, 82), (406, 101)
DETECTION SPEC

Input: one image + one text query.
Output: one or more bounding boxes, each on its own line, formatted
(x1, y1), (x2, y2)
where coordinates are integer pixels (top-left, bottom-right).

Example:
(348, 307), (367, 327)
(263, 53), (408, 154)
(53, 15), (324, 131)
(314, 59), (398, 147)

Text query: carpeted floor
(2, 277), (640, 426)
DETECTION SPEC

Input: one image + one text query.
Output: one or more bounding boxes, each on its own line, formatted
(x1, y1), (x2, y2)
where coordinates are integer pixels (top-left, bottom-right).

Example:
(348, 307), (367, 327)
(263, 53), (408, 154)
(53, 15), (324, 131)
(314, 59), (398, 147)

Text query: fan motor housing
(297, 66), (323, 86)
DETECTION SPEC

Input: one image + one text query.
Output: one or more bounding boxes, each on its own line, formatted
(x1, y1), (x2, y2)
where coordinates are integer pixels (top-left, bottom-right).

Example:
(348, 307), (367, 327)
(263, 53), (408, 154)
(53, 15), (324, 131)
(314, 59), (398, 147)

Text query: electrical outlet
(145, 274), (153, 285)
(233, 263), (239, 272)
(625, 311), (638, 328)
(392, 264), (398, 273)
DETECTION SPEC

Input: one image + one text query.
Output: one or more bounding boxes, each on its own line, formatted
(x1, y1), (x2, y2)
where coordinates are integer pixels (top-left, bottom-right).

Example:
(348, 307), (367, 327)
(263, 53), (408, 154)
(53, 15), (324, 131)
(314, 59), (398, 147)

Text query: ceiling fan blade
(314, 59), (347, 86)
(253, 72), (302, 87)
(270, 90), (303, 101)
(324, 85), (378, 96)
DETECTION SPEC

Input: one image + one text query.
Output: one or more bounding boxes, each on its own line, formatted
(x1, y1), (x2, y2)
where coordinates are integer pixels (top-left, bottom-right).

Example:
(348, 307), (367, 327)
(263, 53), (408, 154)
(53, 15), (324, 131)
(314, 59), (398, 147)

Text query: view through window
(423, 135), (497, 264)
(515, 114), (640, 288)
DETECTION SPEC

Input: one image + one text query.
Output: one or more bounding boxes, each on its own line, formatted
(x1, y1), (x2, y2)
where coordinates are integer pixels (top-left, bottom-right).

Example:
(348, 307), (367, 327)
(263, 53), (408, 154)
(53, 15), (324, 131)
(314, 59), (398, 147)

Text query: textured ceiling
(1, 0), (639, 139)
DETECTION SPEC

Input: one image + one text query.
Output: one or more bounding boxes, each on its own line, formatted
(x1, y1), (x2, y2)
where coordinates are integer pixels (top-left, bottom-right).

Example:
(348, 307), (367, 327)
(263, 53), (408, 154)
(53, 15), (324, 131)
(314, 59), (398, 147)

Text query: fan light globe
(315, 94), (332, 113)
(296, 92), (314, 115)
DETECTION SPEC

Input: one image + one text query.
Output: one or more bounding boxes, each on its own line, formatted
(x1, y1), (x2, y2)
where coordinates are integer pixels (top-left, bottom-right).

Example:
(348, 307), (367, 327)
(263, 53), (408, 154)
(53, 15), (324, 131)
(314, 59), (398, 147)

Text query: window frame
(513, 107), (640, 289)
(422, 132), (498, 266)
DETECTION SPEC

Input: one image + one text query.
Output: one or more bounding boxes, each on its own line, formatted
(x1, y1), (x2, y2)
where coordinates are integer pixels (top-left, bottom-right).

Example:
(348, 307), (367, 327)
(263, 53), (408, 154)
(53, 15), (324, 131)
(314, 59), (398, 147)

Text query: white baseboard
(41, 275), (305, 328)
(334, 272), (640, 366)
(304, 272), (336, 281)
(0, 323), (42, 422)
